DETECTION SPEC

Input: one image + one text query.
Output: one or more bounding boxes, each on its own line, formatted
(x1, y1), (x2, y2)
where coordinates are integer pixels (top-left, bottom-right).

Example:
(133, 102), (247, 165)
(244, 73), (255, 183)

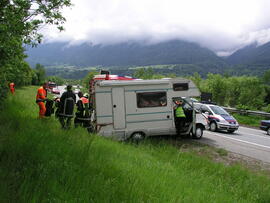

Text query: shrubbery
(0, 0), (71, 106)
(132, 68), (270, 111)
(190, 73), (268, 110)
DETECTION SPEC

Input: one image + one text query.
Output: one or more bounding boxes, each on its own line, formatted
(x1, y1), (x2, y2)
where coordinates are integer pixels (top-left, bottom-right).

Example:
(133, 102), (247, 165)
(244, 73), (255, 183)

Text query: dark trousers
(175, 117), (186, 135)
(59, 116), (72, 129)
(74, 112), (83, 128)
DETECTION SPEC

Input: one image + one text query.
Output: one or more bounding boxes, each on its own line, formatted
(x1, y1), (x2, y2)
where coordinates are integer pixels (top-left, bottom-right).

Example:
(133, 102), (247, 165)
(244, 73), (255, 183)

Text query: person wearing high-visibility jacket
(174, 99), (186, 135)
(36, 83), (48, 118)
(9, 82), (15, 94)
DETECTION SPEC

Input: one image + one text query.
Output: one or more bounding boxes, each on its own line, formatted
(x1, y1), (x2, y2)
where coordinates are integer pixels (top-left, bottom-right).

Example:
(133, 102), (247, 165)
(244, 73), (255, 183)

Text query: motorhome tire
(192, 126), (203, 139)
(210, 122), (217, 132)
(130, 132), (145, 143)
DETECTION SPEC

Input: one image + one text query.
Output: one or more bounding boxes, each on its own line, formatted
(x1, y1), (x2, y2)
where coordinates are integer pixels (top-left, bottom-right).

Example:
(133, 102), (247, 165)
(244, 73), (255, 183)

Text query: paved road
(199, 127), (270, 163)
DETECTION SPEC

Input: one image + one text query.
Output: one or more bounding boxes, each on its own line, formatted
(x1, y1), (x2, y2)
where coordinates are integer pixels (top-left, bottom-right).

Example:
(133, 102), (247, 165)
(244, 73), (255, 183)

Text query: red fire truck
(89, 70), (136, 106)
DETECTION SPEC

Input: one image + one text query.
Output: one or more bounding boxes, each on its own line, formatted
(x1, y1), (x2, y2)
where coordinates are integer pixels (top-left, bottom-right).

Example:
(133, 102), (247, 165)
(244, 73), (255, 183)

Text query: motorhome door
(112, 87), (126, 129)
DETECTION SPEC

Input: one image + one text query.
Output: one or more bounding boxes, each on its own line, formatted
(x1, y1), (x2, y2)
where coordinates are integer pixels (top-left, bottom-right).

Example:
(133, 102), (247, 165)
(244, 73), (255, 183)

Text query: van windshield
(209, 106), (229, 116)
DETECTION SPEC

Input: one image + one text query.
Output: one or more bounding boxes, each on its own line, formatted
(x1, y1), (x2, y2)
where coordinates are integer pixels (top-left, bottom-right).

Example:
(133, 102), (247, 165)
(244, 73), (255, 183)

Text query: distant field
(1, 86), (270, 202)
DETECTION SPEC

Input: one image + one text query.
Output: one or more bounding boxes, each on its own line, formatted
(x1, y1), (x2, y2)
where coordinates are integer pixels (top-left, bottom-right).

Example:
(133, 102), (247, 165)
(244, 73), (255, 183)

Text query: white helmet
(83, 93), (89, 98)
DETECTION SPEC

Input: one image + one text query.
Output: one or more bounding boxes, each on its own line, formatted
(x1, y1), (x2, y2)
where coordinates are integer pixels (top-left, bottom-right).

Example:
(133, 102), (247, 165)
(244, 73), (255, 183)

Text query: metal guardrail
(223, 107), (270, 118)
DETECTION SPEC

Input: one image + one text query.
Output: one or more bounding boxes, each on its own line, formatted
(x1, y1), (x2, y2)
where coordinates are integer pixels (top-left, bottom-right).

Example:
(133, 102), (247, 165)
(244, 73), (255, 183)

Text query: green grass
(1, 86), (270, 202)
(232, 113), (266, 127)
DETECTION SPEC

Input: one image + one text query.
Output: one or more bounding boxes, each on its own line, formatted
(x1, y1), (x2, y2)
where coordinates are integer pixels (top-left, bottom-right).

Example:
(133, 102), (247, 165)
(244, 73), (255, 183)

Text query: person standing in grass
(174, 99), (186, 135)
(74, 91), (86, 127)
(36, 82), (48, 118)
(9, 82), (15, 94)
(74, 92), (91, 129)
(58, 85), (76, 129)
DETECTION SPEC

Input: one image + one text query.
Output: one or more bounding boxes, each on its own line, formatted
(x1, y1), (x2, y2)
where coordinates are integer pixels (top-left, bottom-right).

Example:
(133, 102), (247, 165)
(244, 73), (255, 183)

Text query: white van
(92, 78), (207, 140)
(194, 103), (239, 133)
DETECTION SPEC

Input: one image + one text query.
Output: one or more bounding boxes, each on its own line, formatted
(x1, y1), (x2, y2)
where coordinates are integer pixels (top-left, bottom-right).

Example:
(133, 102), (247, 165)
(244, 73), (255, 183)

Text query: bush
(0, 78), (8, 109)
(262, 104), (270, 113)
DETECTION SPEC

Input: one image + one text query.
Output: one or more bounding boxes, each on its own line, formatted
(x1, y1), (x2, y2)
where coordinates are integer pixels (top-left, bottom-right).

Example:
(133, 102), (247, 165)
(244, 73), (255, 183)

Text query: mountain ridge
(26, 40), (227, 68)
(226, 42), (270, 65)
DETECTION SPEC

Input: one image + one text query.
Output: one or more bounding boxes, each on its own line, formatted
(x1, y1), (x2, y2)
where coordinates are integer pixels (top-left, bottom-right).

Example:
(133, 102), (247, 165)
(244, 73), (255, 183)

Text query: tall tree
(262, 70), (270, 86)
(83, 71), (98, 89)
(36, 64), (46, 83)
(0, 0), (71, 102)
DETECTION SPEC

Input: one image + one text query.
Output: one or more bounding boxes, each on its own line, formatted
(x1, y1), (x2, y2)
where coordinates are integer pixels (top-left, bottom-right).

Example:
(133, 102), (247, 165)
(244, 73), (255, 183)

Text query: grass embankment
(232, 113), (265, 128)
(1, 86), (270, 202)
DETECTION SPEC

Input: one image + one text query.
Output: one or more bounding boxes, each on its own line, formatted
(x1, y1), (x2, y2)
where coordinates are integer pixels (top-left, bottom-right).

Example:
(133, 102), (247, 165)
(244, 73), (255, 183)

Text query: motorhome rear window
(173, 83), (188, 91)
(137, 92), (167, 108)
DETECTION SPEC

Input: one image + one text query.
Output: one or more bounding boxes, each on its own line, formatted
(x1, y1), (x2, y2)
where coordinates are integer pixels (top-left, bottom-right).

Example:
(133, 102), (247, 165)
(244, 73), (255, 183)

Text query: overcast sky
(43, 0), (270, 56)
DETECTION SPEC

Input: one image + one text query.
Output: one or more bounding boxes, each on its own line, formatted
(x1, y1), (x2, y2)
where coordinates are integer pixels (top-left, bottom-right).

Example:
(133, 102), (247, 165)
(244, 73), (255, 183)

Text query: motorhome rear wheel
(130, 132), (145, 142)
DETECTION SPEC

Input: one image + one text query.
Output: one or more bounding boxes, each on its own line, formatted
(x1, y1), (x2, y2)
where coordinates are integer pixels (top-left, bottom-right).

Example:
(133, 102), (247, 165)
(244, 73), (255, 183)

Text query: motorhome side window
(173, 83), (188, 91)
(137, 92), (167, 108)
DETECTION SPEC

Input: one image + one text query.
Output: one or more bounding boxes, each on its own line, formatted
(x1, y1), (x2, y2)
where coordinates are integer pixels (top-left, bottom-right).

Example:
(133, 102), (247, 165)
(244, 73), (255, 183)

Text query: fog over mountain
(26, 40), (226, 67)
(227, 41), (270, 65)
(41, 0), (270, 56)
(27, 0), (270, 76)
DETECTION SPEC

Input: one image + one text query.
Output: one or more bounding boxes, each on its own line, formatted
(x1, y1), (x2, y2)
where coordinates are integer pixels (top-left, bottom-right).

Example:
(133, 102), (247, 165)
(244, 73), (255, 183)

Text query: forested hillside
(26, 39), (270, 80)
(227, 42), (270, 66)
(26, 40), (227, 68)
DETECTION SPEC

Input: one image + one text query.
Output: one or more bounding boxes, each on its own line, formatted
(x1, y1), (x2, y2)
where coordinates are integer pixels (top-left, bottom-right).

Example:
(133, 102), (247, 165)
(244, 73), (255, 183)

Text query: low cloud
(43, 0), (270, 55)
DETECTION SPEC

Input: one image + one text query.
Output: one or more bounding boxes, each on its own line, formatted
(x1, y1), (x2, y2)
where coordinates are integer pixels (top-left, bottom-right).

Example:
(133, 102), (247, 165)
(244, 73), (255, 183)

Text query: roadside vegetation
(128, 68), (270, 112)
(1, 87), (270, 202)
(0, 0), (71, 106)
(232, 113), (265, 128)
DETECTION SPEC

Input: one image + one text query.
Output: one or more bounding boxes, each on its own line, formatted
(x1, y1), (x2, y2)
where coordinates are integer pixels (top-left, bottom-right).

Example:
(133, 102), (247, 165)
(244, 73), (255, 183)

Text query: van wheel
(192, 126), (203, 139)
(267, 128), (270, 135)
(130, 132), (145, 143)
(210, 122), (217, 132)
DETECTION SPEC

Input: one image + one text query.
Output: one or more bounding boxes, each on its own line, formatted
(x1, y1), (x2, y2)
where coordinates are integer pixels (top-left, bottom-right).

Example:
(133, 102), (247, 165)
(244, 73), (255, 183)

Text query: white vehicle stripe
(207, 132), (270, 150)
(238, 126), (264, 133)
(238, 132), (270, 140)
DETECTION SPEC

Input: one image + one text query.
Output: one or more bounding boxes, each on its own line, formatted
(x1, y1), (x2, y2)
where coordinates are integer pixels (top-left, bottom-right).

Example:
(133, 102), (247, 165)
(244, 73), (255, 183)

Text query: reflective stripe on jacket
(175, 106), (186, 118)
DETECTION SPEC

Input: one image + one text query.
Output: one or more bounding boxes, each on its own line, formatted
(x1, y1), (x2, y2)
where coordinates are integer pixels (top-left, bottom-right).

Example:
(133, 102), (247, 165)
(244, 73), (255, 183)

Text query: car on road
(51, 88), (60, 95)
(260, 120), (270, 135)
(194, 103), (239, 133)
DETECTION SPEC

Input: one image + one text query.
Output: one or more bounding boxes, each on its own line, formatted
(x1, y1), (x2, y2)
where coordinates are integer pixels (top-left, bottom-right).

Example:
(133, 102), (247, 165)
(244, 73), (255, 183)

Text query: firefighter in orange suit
(36, 83), (48, 118)
(9, 82), (15, 94)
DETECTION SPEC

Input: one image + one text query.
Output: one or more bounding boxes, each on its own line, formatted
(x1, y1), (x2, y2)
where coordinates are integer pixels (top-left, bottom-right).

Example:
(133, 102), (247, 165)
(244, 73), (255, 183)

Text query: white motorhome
(92, 78), (207, 140)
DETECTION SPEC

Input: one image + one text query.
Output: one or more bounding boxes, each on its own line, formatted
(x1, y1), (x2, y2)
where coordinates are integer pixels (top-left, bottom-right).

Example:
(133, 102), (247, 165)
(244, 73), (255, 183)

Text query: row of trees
(133, 67), (176, 79)
(189, 73), (268, 110)
(131, 68), (270, 111)
(0, 0), (71, 105)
